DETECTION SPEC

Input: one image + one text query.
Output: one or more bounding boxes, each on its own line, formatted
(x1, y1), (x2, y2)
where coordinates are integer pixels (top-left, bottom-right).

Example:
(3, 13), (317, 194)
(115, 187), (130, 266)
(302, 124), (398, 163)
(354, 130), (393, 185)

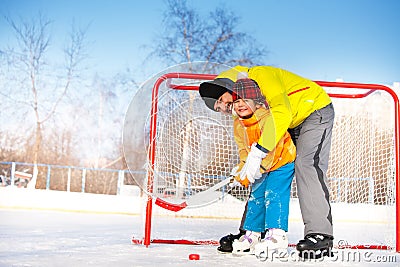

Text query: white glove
(239, 143), (267, 184)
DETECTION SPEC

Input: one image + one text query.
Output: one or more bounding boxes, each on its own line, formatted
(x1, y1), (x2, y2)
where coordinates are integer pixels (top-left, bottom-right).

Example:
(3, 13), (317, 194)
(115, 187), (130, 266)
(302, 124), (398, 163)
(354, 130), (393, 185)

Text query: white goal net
(124, 71), (399, 251)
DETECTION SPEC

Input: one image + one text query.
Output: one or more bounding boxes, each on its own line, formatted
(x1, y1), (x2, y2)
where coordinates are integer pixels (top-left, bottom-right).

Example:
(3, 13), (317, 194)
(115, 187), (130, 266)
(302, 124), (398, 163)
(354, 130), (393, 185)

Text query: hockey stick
(154, 161), (263, 212)
(155, 176), (234, 212)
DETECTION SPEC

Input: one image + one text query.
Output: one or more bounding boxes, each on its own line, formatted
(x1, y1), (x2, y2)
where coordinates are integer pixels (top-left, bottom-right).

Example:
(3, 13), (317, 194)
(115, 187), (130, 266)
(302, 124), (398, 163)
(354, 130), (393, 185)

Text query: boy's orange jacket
(233, 107), (296, 173)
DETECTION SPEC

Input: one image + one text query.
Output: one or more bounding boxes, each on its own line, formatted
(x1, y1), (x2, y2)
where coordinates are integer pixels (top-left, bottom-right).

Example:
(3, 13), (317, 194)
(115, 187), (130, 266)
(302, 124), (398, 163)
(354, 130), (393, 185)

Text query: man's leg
(293, 104), (335, 257)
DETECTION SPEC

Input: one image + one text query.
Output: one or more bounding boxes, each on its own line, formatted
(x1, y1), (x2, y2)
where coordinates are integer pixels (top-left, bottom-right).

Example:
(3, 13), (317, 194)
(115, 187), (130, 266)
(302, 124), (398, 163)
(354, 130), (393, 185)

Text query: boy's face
(214, 91), (233, 114)
(233, 98), (256, 118)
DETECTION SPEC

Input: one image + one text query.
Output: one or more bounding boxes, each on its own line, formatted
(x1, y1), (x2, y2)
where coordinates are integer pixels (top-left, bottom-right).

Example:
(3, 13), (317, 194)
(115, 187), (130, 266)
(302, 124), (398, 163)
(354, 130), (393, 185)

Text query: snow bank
(0, 187), (143, 215)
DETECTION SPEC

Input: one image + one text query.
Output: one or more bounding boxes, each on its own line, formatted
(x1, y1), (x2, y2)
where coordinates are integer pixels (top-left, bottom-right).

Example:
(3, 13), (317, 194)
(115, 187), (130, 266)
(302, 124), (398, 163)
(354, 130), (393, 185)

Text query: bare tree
(149, 0), (267, 72)
(136, 1), (269, 196)
(0, 13), (88, 188)
(70, 70), (138, 170)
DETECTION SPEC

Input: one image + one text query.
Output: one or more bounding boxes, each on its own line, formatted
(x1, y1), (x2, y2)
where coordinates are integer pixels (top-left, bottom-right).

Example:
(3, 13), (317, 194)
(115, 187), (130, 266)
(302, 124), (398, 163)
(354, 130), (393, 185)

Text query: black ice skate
(217, 229), (267, 253)
(296, 234), (334, 259)
(217, 229), (246, 253)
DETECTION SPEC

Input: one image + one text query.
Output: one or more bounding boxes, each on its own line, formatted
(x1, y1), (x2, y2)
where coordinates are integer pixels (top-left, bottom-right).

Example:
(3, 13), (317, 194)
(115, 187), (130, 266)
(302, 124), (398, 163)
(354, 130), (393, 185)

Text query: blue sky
(1, 0), (399, 85)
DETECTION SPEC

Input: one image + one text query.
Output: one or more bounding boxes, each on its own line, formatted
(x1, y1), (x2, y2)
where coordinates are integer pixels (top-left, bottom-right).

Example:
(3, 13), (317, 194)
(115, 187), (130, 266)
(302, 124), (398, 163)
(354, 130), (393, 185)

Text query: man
(199, 65), (335, 258)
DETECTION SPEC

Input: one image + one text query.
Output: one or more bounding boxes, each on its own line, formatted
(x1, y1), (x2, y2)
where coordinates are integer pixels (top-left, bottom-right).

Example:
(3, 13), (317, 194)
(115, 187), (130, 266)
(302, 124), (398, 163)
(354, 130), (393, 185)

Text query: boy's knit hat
(232, 78), (267, 106)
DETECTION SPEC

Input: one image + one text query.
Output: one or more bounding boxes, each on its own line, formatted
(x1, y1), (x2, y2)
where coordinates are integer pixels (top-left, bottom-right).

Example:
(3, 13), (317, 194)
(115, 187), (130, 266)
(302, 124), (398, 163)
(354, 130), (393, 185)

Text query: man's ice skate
(254, 229), (288, 259)
(217, 229), (245, 253)
(296, 234), (334, 259)
(231, 231), (261, 256)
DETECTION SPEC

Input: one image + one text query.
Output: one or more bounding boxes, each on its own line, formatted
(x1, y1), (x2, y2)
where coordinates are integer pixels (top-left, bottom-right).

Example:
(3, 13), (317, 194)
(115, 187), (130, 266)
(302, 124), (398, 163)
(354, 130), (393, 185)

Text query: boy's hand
(228, 165), (243, 187)
(239, 143), (267, 184)
(231, 174), (249, 188)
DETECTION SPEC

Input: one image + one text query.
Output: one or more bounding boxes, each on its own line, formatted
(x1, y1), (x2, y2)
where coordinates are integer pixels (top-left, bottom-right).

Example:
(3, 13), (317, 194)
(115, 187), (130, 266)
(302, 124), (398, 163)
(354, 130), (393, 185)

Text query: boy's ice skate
(254, 229), (288, 259)
(217, 229), (245, 253)
(296, 234), (334, 259)
(232, 231), (261, 256)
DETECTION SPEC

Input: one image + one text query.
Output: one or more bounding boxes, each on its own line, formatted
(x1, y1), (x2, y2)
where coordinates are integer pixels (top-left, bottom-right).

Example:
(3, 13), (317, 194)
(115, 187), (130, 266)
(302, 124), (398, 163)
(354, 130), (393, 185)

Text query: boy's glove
(239, 143), (267, 185)
(228, 165), (245, 187)
(231, 165), (253, 188)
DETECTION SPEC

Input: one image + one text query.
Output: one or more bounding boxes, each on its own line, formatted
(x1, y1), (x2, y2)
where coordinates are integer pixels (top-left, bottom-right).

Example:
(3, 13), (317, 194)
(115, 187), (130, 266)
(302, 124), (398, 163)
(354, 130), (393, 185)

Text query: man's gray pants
(289, 103), (335, 237)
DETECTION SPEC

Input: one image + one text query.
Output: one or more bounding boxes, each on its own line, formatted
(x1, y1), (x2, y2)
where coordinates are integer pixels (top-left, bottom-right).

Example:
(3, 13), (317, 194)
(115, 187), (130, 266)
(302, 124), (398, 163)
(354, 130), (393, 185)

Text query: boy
(230, 78), (296, 256)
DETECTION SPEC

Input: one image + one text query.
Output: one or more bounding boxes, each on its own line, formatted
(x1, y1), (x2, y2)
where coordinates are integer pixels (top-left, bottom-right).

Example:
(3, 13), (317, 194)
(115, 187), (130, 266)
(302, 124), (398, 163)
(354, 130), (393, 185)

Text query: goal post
(130, 72), (400, 252)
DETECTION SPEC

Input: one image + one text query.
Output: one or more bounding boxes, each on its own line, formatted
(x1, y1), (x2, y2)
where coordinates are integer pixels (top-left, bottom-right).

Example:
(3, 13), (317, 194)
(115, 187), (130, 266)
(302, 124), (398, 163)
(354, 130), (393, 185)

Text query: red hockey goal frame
(133, 72), (400, 252)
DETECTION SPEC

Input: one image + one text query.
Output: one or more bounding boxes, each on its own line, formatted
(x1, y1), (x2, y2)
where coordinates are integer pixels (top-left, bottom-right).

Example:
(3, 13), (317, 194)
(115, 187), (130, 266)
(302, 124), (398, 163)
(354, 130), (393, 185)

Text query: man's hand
(239, 143), (267, 185)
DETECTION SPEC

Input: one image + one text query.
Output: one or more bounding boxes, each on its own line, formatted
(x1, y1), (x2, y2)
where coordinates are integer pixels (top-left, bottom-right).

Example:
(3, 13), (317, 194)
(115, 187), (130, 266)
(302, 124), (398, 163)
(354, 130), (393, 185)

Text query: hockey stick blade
(155, 177), (232, 212)
(185, 178), (232, 207)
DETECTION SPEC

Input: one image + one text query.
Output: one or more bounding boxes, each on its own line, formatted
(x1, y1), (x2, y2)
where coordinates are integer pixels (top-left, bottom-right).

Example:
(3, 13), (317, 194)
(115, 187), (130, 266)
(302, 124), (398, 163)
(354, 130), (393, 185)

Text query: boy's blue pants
(243, 162), (295, 232)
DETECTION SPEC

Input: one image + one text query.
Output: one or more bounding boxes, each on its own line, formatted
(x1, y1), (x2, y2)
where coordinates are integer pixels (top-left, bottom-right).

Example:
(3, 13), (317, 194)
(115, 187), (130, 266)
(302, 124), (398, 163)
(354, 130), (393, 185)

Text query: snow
(0, 188), (399, 266)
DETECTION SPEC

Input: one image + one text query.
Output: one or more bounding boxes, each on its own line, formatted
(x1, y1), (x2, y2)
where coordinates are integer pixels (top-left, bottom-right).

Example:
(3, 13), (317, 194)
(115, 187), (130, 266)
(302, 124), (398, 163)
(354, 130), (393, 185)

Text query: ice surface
(0, 208), (399, 267)
(0, 187), (398, 266)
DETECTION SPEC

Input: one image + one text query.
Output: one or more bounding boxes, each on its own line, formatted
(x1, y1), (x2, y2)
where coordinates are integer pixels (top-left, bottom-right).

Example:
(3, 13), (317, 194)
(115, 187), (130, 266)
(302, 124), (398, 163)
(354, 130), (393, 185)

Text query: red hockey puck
(188, 253), (200, 260)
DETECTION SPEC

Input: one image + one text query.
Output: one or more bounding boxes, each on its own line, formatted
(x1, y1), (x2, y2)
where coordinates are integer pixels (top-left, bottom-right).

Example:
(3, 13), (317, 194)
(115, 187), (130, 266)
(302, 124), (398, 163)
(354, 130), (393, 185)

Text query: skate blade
(217, 249), (232, 254)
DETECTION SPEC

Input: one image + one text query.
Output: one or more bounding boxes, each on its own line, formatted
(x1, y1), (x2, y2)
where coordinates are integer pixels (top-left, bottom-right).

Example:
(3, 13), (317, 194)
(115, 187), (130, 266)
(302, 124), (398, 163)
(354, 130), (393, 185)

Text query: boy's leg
(263, 162), (294, 231)
(217, 202), (247, 253)
(242, 174), (268, 232)
(253, 162), (294, 258)
(232, 175), (268, 255)
(218, 192), (267, 253)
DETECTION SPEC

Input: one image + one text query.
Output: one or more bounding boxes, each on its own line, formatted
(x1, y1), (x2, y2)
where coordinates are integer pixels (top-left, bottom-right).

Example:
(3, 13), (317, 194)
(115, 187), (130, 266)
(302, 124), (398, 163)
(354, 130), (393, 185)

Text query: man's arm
(249, 67), (293, 151)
